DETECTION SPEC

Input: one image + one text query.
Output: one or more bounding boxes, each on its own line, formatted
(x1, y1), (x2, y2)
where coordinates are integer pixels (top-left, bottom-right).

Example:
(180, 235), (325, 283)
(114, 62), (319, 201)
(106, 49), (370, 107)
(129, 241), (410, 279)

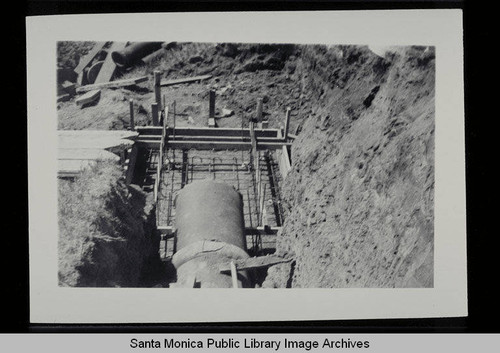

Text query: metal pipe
(111, 42), (163, 68)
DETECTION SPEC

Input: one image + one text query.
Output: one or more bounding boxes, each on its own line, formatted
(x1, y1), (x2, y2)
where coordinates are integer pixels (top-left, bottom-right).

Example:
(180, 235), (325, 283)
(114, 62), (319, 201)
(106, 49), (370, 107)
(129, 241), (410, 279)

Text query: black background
(8, 0), (497, 333)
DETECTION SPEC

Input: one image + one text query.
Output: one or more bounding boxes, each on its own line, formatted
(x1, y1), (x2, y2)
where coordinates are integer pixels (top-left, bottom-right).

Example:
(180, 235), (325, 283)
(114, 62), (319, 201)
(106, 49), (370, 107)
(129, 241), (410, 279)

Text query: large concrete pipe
(171, 179), (250, 288)
(111, 42), (163, 68)
(140, 48), (166, 65)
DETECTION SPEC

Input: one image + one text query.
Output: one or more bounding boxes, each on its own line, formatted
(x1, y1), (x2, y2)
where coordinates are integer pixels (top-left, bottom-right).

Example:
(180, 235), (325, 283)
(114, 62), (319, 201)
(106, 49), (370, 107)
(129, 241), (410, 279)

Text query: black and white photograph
(56, 41), (435, 289)
(27, 10), (466, 323)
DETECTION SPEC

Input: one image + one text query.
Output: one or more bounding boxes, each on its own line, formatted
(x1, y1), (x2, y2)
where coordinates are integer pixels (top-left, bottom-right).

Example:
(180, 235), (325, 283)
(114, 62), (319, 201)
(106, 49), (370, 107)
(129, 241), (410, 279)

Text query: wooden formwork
(133, 117), (293, 257)
(125, 80), (296, 258)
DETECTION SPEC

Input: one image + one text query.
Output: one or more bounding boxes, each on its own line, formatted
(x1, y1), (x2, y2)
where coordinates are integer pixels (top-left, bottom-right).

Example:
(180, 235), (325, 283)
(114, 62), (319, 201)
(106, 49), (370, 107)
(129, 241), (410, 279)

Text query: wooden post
(173, 100), (176, 138)
(154, 71), (162, 111)
(284, 107), (291, 141)
(256, 98), (263, 121)
(152, 103), (159, 126)
(129, 99), (135, 130)
(230, 261), (238, 288)
(209, 89), (216, 119)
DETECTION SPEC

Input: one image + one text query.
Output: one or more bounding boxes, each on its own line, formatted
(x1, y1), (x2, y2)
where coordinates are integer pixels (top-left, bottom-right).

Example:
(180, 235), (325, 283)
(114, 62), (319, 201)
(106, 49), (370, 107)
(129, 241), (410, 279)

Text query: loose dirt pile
(57, 42), (307, 131)
(58, 161), (155, 287)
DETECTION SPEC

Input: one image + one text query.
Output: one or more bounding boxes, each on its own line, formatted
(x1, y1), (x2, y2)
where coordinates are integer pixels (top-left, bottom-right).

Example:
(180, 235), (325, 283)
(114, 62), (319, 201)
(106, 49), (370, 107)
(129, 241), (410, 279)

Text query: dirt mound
(57, 42), (307, 131)
(58, 160), (154, 287)
(57, 41), (98, 70)
(263, 45), (435, 288)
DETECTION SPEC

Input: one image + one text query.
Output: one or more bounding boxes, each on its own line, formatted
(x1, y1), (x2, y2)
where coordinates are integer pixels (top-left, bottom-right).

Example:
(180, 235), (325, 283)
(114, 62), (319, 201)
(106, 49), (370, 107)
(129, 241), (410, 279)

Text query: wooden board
(61, 81), (76, 95)
(137, 139), (292, 150)
(58, 130), (137, 150)
(93, 42), (127, 84)
(280, 145), (292, 177)
(160, 74), (212, 87)
(219, 255), (292, 272)
(76, 76), (148, 93)
(58, 159), (94, 177)
(58, 148), (120, 161)
(75, 89), (101, 107)
(86, 60), (104, 84)
(136, 126), (280, 138)
(58, 130), (138, 177)
(57, 94), (70, 102)
(74, 42), (106, 74)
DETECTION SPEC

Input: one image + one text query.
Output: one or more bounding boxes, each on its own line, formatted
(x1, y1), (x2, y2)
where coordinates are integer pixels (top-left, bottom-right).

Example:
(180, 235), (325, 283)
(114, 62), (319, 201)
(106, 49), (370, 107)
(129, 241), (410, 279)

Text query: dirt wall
(263, 45), (435, 288)
(58, 161), (154, 287)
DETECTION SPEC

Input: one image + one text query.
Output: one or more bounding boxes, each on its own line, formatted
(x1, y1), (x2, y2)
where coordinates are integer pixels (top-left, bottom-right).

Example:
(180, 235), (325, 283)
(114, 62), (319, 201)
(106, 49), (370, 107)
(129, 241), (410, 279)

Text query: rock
(57, 68), (78, 84)
(220, 43), (239, 58)
(188, 55), (203, 64)
(62, 81), (76, 96)
(162, 42), (177, 50)
(220, 108), (234, 118)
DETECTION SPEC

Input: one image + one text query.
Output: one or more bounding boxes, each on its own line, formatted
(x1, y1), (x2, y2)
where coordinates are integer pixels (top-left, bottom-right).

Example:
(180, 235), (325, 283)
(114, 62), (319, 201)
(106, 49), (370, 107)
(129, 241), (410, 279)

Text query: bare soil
(58, 161), (157, 287)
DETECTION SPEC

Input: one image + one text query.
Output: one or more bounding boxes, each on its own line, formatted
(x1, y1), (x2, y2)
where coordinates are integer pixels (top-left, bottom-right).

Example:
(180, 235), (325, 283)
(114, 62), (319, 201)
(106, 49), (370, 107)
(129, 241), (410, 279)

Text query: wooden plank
(160, 74), (212, 87)
(169, 136), (288, 143)
(256, 98), (263, 121)
(154, 71), (162, 110)
(93, 41), (127, 84)
(185, 275), (196, 288)
(281, 145), (291, 176)
(283, 107), (291, 141)
(166, 128), (279, 138)
(58, 130), (137, 150)
(220, 256), (292, 273)
(244, 226), (281, 235)
(58, 159), (94, 176)
(152, 103), (159, 126)
(230, 261), (239, 288)
(138, 139), (291, 150)
(136, 126), (279, 138)
(75, 89), (101, 107)
(57, 94), (70, 102)
(156, 225), (175, 236)
(129, 99), (135, 129)
(61, 81), (76, 96)
(74, 42), (106, 74)
(125, 144), (138, 185)
(209, 90), (216, 119)
(58, 148), (120, 161)
(76, 76), (148, 93)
